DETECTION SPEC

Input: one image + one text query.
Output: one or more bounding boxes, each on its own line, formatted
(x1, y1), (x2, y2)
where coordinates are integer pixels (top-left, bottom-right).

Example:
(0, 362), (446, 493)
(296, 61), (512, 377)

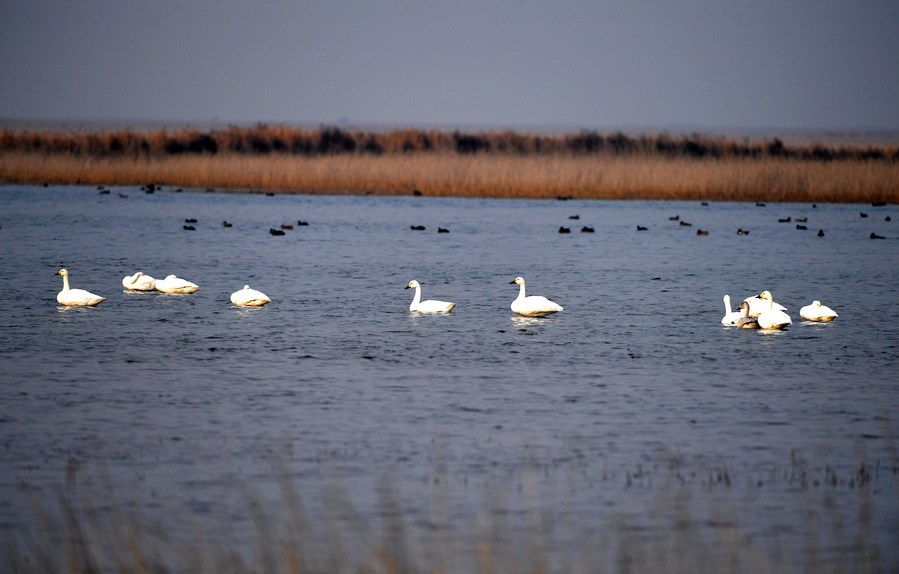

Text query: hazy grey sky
(1, 1), (897, 131)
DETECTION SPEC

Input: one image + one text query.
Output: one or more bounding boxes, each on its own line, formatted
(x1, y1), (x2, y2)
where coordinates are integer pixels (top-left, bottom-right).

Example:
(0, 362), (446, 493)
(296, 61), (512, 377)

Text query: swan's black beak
(509, 280), (516, 284)
(404, 285), (411, 290)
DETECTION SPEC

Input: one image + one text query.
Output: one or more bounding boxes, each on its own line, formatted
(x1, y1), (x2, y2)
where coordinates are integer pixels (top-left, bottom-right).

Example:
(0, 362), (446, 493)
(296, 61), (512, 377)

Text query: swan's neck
(516, 282), (526, 300)
(724, 295), (732, 314)
(61, 274), (70, 292)
(411, 285), (422, 307)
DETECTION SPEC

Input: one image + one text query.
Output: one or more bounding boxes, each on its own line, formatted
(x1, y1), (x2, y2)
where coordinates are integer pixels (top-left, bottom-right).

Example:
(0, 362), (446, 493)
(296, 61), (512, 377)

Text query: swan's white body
(55, 268), (105, 306)
(800, 300), (838, 322)
(122, 271), (157, 291)
(510, 276), (563, 317)
(155, 274), (199, 294)
(230, 285), (271, 307)
(736, 301), (759, 329)
(743, 294), (787, 318)
(757, 290), (792, 330)
(721, 294), (742, 325)
(405, 280), (455, 313)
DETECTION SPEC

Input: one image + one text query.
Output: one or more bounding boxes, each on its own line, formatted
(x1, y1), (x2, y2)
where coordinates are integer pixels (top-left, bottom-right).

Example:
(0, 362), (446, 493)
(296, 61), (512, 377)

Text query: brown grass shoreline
(2, 126), (897, 203)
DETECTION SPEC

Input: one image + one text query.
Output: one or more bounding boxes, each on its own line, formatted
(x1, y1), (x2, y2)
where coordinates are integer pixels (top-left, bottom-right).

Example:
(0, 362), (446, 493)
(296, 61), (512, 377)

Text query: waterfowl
(230, 285), (271, 307)
(437, 227), (450, 233)
(799, 301), (838, 322)
(756, 290), (792, 330)
(737, 228), (750, 235)
(122, 271), (157, 291)
(796, 224), (807, 230)
(581, 226), (595, 233)
(280, 224), (293, 230)
(55, 268), (105, 306)
(636, 225), (648, 231)
(679, 221), (692, 227)
(270, 228), (285, 236)
(569, 214), (580, 220)
(410, 225), (426, 231)
(405, 280), (455, 313)
(870, 232), (885, 240)
(558, 226), (571, 233)
(696, 229), (709, 236)
(778, 217), (791, 223)
(721, 295), (742, 326)
(183, 225), (196, 231)
(743, 293), (787, 318)
(510, 276), (563, 318)
(155, 274), (199, 294)
(185, 218), (198, 223)
(817, 229), (825, 237)
(222, 220), (233, 227)
(736, 302), (759, 329)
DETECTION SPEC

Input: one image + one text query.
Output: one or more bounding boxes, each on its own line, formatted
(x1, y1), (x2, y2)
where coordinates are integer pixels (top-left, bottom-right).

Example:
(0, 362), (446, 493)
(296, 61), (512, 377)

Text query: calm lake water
(1, 185), (897, 571)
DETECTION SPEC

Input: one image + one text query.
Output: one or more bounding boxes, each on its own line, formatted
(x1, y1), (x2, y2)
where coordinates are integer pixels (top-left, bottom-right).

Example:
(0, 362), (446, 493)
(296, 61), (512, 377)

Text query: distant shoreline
(2, 125), (897, 203)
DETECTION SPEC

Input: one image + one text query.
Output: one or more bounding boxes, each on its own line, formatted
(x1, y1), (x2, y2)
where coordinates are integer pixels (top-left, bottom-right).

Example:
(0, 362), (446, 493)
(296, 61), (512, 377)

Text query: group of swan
(58, 269), (269, 308)
(405, 276), (564, 318)
(121, 271), (199, 294)
(722, 291), (837, 330)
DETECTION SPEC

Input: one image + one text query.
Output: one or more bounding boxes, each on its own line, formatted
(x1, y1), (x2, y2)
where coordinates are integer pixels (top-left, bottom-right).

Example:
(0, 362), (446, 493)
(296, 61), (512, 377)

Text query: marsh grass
(1, 153), (897, 203)
(3, 450), (894, 574)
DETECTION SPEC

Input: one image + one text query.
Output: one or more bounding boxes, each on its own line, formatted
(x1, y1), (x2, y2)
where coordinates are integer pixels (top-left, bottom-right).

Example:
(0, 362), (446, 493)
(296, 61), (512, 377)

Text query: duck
(55, 268), (105, 306)
(743, 293), (787, 318)
(799, 300), (838, 322)
(122, 271), (157, 291)
(230, 285), (271, 307)
(155, 274), (199, 294)
(405, 280), (455, 313)
(510, 276), (563, 317)
(756, 290), (792, 330)
(736, 301), (759, 329)
(721, 295), (742, 326)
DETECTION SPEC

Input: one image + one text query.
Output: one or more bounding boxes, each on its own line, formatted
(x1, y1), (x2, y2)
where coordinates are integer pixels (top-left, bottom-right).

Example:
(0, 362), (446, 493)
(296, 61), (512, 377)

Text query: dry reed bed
(2, 152), (898, 203)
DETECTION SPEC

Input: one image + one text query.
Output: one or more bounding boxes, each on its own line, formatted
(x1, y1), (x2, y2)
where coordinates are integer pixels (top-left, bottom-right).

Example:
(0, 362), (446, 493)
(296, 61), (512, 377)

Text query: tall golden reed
(1, 152), (896, 203)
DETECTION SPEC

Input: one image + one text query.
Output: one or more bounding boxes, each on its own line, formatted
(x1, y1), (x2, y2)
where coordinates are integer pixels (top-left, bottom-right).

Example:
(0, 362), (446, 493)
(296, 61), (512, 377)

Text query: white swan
(122, 271), (157, 291)
(800, 300), (838, 322)
(757, 290), (792, 330)
(743, 293), (787, 318)
(721, 294), (742, 325)
(405, 280), (455, 313)
(55, 268), (105, 306)
(736, 301), (759, 329)
(155, 274), (199, 294)
(510, 276), (563, 317)
(230, 285), (271, 307)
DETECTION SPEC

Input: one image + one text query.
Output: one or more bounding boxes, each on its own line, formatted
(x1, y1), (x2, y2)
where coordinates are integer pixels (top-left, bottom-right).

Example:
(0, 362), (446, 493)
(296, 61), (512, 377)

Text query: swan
(799, 300), (838, 322)
(405, 280), (455, 313)
(736, 301), (759, 329)
(721, 294), (742, 325)
(757, 290), (792, 330)
(510, 276), (563, 317)
(122, 271), (157, 291)
(230, 285), (271, 307)
(155, 274), (199, 294)
(55, 268), (105, 306)
(743, 293), (787, 318)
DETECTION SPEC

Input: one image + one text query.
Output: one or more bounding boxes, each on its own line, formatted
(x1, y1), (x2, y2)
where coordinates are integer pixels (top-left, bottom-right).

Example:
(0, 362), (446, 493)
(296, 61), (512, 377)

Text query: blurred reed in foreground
(1, 153), (897, 203)
(3, 450), (893, 574)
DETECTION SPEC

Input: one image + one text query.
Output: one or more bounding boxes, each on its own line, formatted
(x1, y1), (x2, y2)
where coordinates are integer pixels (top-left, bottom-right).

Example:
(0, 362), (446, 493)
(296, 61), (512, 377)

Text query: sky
(1, 0), (897, 132)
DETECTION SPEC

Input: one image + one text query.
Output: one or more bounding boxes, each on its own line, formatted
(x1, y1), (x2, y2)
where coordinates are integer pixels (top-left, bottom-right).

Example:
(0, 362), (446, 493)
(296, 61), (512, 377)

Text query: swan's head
(740, 301), (751, 316)
(511, 276), (525, 285)
(133, 271), (144, 278)
(405, 280), (420, 290)
(55, 268), (68, 277)
(243, 285), (251, 290)
(165, 275), (177, 280)
(812, 300), (821, 306)
(758, 290), (773, 301)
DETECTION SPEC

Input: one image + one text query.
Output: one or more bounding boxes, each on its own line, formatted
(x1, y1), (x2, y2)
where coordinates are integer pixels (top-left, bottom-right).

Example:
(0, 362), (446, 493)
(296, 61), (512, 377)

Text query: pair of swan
(722, 291), (791, 329)
(122, 271), (199, 294)
(405, 276), (564, 318)
(722, 293), (788, 325)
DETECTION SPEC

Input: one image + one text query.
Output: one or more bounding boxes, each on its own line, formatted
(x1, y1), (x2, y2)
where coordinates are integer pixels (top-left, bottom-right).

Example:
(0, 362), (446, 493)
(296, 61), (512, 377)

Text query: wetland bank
(1, 125), (897, 203)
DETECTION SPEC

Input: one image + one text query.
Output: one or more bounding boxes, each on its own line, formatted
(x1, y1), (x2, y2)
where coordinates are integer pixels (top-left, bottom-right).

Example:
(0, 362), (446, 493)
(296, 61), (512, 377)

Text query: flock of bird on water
(52, 185), (891, 325)
(54, 266), (837, 327)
